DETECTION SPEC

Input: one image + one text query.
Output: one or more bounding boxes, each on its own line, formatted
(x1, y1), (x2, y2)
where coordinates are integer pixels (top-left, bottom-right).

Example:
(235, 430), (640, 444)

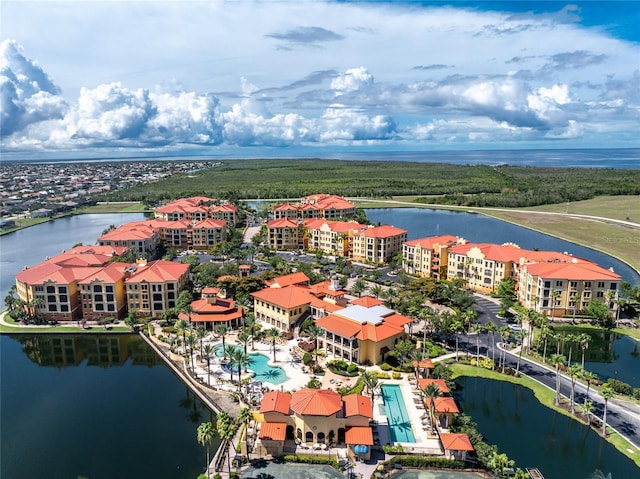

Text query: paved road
(469, 294), (640, 451)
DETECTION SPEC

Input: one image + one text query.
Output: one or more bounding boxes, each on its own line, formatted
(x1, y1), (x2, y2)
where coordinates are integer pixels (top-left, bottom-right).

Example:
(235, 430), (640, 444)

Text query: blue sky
(1, 1), (638, 158)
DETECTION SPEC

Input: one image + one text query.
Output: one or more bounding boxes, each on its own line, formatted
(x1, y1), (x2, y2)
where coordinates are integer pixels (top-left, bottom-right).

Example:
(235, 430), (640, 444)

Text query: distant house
(30, 208), (53, 218)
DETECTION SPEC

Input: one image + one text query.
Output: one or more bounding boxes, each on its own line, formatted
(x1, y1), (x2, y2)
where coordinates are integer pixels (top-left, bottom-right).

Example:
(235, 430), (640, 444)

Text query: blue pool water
(215, 346), (288, 385)
(380, 384), (416, 443)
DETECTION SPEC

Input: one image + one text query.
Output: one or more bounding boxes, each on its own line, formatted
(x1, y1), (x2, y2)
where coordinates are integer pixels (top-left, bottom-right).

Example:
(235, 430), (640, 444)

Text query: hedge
(386, 455), (465, 469)
(280, 455), (339, 468)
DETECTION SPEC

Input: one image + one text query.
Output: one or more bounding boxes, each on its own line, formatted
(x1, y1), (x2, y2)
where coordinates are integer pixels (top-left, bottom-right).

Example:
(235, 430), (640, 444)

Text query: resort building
(14, 245), (128, 322)
(79, 262), (131, 320)
(446, 242), (525, 293)
(267, 218), (301, 251)
(125, 260), (189, 318)
(517, 259), (621, 318)
(265, 272), (310, 289)
(273, 194), (356, 220)
(251, 285), (313, 333)
(304, 219), (366, 257)
(256, 388), (373, 460)
(98, 221), (161, 257)
(179, 287), (243, 330)
(402, 235), (466, 280)
(315, 300), (411, 364)
(154, 196), (238, 224)
(351, 225), (408, 264)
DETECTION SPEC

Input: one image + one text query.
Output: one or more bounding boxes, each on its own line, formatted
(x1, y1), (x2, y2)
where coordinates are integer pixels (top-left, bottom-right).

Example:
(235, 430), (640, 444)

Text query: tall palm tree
(230, 348), (249, 387)
(581, 370), (598, 401)
(565, 333), (577, 366)
(515, 329), (527, 376)
(197, 421), (216, 479)
(360, 371), (381, 402)
(202, 343), (215, 386)
(243, 313), (257, 350)
(176, 319), (189, 357)
(485, 321), (498, 368)
(196, 325), (206, 359)
(570, 294), (581, 323)
(550, 353), (566, 406)
(370, 284), (384, 299)
(580, 400), (595, 427)
(215, 324), (230, 359)
(408, 349), (426, 380)
(450, 319), (465, 362)
(216, 411), (236, 475)
(265, 327), (282, 362)
(539, 324), (551, 364)
(306, 324), (323, 367)
(237, 330), (251, 356)
(473, 323), (485, 365)
(236, 407), (253, 459)
(422, 383), (442, 434)
(578, 333), (591, 369)
(600, 384), (615, 437)
(181, 304), (195, 328)
(550, 290), (561, 322)
(499, 326), (511, 373)
(187, 334), (197, 373)
(567, 364), (583, 415)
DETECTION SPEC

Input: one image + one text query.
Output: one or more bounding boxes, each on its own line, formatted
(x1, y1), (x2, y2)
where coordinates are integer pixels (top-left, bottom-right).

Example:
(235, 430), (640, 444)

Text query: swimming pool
(215, 345), (288, 385)
(381, 384), (416, 443)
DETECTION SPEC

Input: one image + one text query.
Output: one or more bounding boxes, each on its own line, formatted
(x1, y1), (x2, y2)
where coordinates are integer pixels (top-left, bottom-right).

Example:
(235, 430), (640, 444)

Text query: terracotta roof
(404, 235), (462, 248)
(202, 287), (221, 295)
(315, 314), (361, 339)
(189, 311), (243, 323)
(210, 204), (237, 212)
(417, 378), (448, 393)
(345, 426), (373, 446)
(65, 245), (128, 256)
(266, 272), (310, 288)
(251, 285), (313, 309)
(126, 260), (189, 283)
(523, 260), (621, 281)
(350, 296), (383, 307)
(433, 397), (460, 413)
(440, 433), (474, 451)
(308, 281), (345, 297)
(259, 422), (287, 441)
(362, 225), (408, 238)
(273, 203), (298, 211)
(267, 218), (299, 228)
(448, 243), (527, 263)
(290, 389), (342, 416)
(356, 322), (404, 342)
(382, 312), (413, 328)
(412, 358), (435, 369)
(343, 394), (373, 418)
(259, 391), (291, 415)
(193, 219), (226, 228)
(78, 262), (130, 284)
(309, 296), (344, 313)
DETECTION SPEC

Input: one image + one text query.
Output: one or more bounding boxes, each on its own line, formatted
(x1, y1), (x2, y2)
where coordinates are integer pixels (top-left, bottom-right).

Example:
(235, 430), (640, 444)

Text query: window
(107, 304), (115, 311)
(93, 285), (102, 292)
(555, 281), (563, 287)
(46, 286), (55, 293)
(597, 291), (604, 298)
(47, 295), (56, 303)
(106, 285), (114, 293)
(584, 282), (591, 288)
(59, 295), (68, 303)
(106, 294), (114, 302)
(570, 281), (578, 288)
(58, 286), (67, 293)
(598, 282), (605, 288)
(48, 305), (57, 312)
(60, 305), (69, 312)
(610, 283), (617, 290)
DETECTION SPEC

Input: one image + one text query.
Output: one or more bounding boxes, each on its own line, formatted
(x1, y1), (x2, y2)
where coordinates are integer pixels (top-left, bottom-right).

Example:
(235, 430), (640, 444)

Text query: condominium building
(154, 196), (238, 224)
(402, 235), (466, 280)
(273, 194), (356, 220)
(125, 260), (189, 318)
(304, 219), (366, 256)
(98, 222), (161, 257)
(351, 225), (408, 264)
(79, 262), (130, 320)
(267, 218), (301, 251)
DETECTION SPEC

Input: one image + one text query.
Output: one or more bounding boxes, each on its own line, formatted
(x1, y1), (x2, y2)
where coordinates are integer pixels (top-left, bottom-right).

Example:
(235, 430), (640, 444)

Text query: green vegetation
(279, 454), (338, 468)
(385, 455), (465, 469)
(98, 159), (640, 205)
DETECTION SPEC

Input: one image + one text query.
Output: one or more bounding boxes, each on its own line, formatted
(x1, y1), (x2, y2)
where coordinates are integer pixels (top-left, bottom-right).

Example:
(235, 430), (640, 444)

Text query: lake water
(453, 377), (639, 479)
(0, 333), (218, 479)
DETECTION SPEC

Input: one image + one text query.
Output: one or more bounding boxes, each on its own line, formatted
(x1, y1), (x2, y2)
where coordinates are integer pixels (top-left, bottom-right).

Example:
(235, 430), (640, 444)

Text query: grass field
(77, 202), (150, 213)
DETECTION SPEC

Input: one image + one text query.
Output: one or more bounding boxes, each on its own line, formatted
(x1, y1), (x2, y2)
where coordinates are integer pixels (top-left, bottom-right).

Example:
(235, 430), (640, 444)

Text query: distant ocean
(2, 148), (639, 169)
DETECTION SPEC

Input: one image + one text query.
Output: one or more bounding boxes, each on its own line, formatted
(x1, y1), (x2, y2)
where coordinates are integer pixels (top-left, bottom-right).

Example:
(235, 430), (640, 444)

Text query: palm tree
(197, 421), (216, 479)
(485, 321), (498, 368)
(567, 364), (583, 414)
(579, 400), (595, 427)
(187, 334), (197, 373)
(351, 278), (367, 297)
(176, 319), (189, 356)
(582, 370), (598, 401)
(550, 353), (566, 406)
(565, 333), (577, 366)
(202, 343), (215, 386)
(499, 326), (511, 373)
(230, 348), (249, 387)
(600, 384), (615, 437)
(422, 383), (441, 434)
(539, 323), (551, 363)
(196, 325), (206, 359)
(515, 329), (527, 376)
(215, 324), (230, 359)
(237, 330), (251, 356)
(370, 284), (384, 299)
(216, 411), (236, 475)
(181, 304), (194, 328)
(236, 407), (253, 459)
(550, 290), (561, 322)
(265, 327), (282, 362)
(450, 319), (465, 362)
(578, 333), (591, 369)
(306, 324), (323, 367)
(473, 323), (485, 365)
(360, 371), (381, 402)
(244, 313), (257, 350)
(570, 294), (580, 323)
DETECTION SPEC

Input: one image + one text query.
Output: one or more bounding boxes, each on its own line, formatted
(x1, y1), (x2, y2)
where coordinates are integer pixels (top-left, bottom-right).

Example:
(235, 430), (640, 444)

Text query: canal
(453, 376), (639, 479)
(0, 333), (218, 479)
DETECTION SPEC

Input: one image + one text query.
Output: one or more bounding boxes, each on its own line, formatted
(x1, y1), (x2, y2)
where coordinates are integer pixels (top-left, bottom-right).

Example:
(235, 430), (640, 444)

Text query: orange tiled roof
(417, 378), (448, 393)
(433, 397), (459, 413)
(382, 312), (413, 328)
(259, 422), (287, 441)
(448, 243), (527, 263)
(267, 218), (299, 228)
(266, 272), (310, 288)
(412, 358), (435, 369)
(78, 262), (130, 284)
(350, 296), (383, 307)
(202, 287), (221, 295)
(315, 314), (362, 339)
(356, 322), (404, 342)
(523, 260), (621, 281)
(345, 426), (374, 446)
(126, 260), (189, 283)
(343, 394), (373, 418)
(252, 285), (313, 309)
(309, 296), (344, 313)
(188, 311), (243, 323)
(440, 433), (474, 451)
(193, 219), (226, 228)
(404, 235), (461, 248)
(362, 225), (407, 238)
(211, 204), (237, 212)
(273, 203), (298, 211)
(290, 388), (342, 416)
(259, 391), (291, 415)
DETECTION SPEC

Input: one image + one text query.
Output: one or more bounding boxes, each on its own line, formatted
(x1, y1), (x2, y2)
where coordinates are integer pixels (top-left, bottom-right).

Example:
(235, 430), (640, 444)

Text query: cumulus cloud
(0, 39), (67, 136)
(330, 67), (374, 93)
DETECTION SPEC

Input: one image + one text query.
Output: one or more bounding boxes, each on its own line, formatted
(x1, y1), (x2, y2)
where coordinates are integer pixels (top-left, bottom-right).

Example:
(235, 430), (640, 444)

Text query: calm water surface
(0, 334), (217, 479)
(453, 377), (639, 479)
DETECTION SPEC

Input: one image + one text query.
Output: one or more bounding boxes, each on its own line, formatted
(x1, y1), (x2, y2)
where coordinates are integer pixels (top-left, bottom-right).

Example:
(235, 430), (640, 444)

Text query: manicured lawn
(524, 195), (639, 222)
(77, 202), (149, 213)
(0, 313), (132, 333)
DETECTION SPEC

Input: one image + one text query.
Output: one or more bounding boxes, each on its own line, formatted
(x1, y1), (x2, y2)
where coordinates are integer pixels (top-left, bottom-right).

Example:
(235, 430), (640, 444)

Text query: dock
(527, 468), (545, 479)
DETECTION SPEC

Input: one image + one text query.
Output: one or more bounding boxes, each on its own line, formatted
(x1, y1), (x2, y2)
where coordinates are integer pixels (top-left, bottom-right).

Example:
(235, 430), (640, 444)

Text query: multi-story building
(304, 219), (366, 256)
(518, 259), (621, 318)
(98, 222), (161, 257)
(351, 225), (408, 264)
(446, 242), (525, 293)
(267, 218), (301, 251)
(179, 287), (243, 330)
(273, 194), (356, 220)
(154, 196), (238, 224)
(402, 235), (466, 280)
(251, 285), (313, 332)
(79, 262), (130, 320)
(125, 260), (189, 318)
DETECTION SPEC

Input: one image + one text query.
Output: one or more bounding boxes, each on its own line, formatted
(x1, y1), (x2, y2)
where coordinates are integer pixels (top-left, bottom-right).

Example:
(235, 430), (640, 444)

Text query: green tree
(578, 333), (591, 369)
(215, 324), (230, 359)
(236, 407), (253, 459)
(422, 382), (442, 434)
(485, 321), (498, 367)
(581, 370), (598, 401)
(360, 371), (381, 402)
(351, 279), (367, 297)
(550, 354), (566, 406)
(244, 312), (257, 350)
(176, 319), (189, 357)
(202, 343), (215, 386)
(237, 330), (251, 356)
(306, 324), (323, 367)
(496, 279), (516, 316)
(450, 319), (465, 362)
(601, 384), (615, 437)
(265, 327), (282, 362)
(567, 364), (583, 414)
(580, 400), (595, 427)
(197, 422), (216, 479)
(586, 299), (612, 328)
(389, 339), (415, 367)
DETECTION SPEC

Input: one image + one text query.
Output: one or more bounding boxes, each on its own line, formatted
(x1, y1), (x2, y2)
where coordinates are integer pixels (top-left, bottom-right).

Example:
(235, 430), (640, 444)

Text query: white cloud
(330, 67), (374, 93)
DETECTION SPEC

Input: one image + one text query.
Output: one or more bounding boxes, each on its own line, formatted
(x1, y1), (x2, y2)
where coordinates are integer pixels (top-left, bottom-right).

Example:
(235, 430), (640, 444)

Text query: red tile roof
(259, 422), (287, 441)
(356, 322), (404, 342)
(343, 394), (373, 418)
(251, 285), (313, 309)
(448, 243), (527, 263)
(267, 218), (298, 228)
(417, 378), (448, 394)
(345, 426), (374, 446)
(126, 260), (189, 283)
(433, 397), (460, 413)
(523, 260), (621, 281)
(350, 296), (383, 307)
(362, 225), (408, 238)
(440, 433), (474, 451)
(78, 262), (130, 284)
(266, 272), (310, 288)
(290, 389), (342, 416)
(259, 391), (291, 415)
(315, 314), (362, 339)
(404, 235), (462, 248)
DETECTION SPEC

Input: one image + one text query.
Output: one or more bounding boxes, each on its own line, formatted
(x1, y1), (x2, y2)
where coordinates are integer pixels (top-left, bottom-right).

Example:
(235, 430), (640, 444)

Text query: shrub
(374, 372), (390, 379)
(280, 455), (338, 468)
(361, 359), (373, 367)
(380, 363), (392, 371)
(307, 378), (322, 389)
(633, 388), (640, 400)
(382, 444), (404, 454)
(162, 326), (177, 334)
(392, 372), (402, 380)
(387, 455), (464, 469)
(607, 378), (633, 396)
(302, 352), (313, 366)
(347, 363), (358, 374)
